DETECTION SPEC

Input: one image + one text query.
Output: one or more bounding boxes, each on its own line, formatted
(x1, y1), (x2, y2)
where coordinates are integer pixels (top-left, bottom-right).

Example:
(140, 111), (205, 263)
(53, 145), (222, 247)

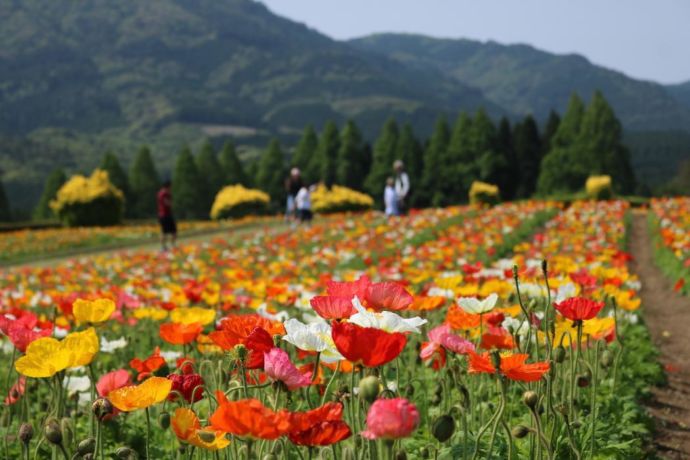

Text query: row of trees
(4, 90), (637, 222)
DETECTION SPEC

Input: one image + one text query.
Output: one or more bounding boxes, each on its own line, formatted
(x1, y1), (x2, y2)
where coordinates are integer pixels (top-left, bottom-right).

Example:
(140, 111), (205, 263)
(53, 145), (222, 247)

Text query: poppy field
(0, 201), (664, 459)
(649, 197), (690, 296)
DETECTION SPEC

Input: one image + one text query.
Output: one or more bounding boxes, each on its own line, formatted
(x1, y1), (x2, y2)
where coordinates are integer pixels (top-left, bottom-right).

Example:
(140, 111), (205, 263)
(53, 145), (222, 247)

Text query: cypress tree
(446, 113), (475, 200)
(196, 140), (225, 209)
(541, 110), (561, 155)
(33, 168), (67, 220)
(0, 178), (11, 222)
(471, 109), (501, 185)
(219, 141), (248, 186)
(100, 152), (130, 199)
(172, 147), (204, 219)
(293, 125), (319, 182)
(420, 116), (450, 207)
(315, 121), (340, 187)
(128, 146), (160, 219)
(365, 119), (399, 197)
(337, 120), (366, 189)
(396, 123), (423, 203)
(513, 115), (542, 198)
(494, 118), (517, 200)
(256, 139), (287, 206)
(551, 94), (585, 148)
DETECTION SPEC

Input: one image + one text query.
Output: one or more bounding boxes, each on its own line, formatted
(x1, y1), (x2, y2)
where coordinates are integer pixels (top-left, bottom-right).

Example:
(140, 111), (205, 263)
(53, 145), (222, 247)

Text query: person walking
(284, 168), (303, 221)
(157, 179), (177, 251)
(393, 160), (410, 214)
(295, 184), (313, 225)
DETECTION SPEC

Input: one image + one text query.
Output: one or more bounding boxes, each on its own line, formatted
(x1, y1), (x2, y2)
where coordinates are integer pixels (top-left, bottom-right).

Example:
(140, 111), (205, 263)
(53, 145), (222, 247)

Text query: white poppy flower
(348, 297), (427, 334)
(64, 375), (91, 395)
(160, 350), (182, 363)
(457, 293), (498, 315)
(282, 318), (343, 363)
(427, 287), (455, 299)
(100, 336), (127, 353)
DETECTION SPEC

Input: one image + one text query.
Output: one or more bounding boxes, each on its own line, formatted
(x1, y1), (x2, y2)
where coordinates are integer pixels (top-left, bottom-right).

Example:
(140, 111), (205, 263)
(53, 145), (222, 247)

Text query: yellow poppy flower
(15, 328), (99, 378)
(73, 298), (115, 324)
(108, 377), (172, 412)
(133, 307), (168, 321)
(170, 307), (216, 326)
(172, 408), (230, 451)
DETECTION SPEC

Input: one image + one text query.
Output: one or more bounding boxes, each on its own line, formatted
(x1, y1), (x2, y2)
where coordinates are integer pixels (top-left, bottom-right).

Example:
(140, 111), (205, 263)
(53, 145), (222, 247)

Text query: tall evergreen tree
(337, 120), (366, 189)
(314, 121), (340, 187)
(100, 152), (130, 199)
(396, 123), (423, 203)
(128, 146), (160, 219)
(513, 116), (542, 198)
(541, 110), (561, 155)
(471, 109), (503, 186)
(219, 141), (248, 186)
(365, 119), (399, 198)
(550, 94), (585, 148)
(0, 177), (11, 222)
(33, 168), (66, 220)
(293, 125), (319, 182)
(172, 147), (204, 219)
(420, 116), (450, 207)
(494, 118), (518, 200)
(196, 140), (225, 209)
(446, 112), (476, 201)
(256, 139), (287, 207)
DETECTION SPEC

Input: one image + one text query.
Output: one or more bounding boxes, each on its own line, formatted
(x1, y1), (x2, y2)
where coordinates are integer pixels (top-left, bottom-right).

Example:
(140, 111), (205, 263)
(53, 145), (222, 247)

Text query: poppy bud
(233, 344), (248, 361)
(92, 398), (113, 421)
(358, 376), (380, 403)
(541, 259), (548, 274)
(553, 346), (566, 363)
(522, 391), (539, 409)
(43, 418), (62, 445)
(490, 351), (501, 372)
(77, 438), (96, 456)
(576, 374), (590, 388)
(431, 414), (455, 443)
(600, 350), (614, 368)
(197, 431), (216, 443)
(115, 446), (136, 459)
(395, 451), (408, 460)
(159, 411), (171, 429)
(18, 423), (33, 445)
(60, 418), (74, 449)
(512, 265), (518, 278)
(512, 425), (530, 439)
(571, 420), (582, 429)
(459, 385), (470, 409)
(420, 447), (430, 458)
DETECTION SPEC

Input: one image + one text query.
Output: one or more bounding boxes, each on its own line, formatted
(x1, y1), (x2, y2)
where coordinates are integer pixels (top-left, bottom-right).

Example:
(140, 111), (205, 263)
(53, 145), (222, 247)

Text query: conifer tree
(172, 147), (204, 219)
(128, 146), (160, 218)
(33, 168), (66, 220)
(219, 141), (248, 186)
(541, 110), (561, 155)
(312, 121), (339, 187)
(396, 123), (423, 203)
(446, 112), (476, 200)
(101, 152), (130, 200)
(513, 116), (542, 198)
(494, 118), (517, 200)
(550, 94), (585, 148)
(337, 120), (366, 189)
(471, 109), (502, 186)
(196, 140), (225, 209)
(420, 116), (450, 207)
(293, 125), (319, 182)
(0, 178), (11, 222)
(256, 139), (287, 206)
(365, 119), (399, 198)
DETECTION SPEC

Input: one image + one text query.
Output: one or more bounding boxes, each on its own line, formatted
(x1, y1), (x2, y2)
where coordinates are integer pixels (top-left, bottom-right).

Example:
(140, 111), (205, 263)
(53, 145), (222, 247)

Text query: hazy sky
(260, 0), (690, 84)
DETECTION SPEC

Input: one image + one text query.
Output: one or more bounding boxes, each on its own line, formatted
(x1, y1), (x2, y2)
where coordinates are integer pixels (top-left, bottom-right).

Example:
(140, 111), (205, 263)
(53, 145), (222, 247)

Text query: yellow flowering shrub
(585, 175), (613, 200)
(50, 169), (125, 226)
(311, 184), (374, 214)
(469, 181), (500, 206)
(210, 185), (270, 220)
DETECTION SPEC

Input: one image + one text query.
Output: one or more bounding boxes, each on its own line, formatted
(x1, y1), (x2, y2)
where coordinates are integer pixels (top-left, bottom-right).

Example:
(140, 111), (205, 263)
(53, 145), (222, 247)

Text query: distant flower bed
(51, 170), (125, 227)
(312, 184), (373, 214)
(210, 185), (270, 220)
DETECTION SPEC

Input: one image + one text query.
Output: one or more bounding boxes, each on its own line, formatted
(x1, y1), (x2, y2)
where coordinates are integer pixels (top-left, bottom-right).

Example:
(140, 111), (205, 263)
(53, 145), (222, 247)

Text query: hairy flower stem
(145, 407), (151, 459)
(472, 379), (504, 460)
(590, 342), (601, 457)
(320, 361), (341, 406)
(486, 379), (507, 459)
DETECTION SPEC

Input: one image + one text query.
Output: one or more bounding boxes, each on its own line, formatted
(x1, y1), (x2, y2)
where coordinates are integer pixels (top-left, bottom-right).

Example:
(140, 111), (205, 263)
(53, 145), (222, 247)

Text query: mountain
(666, 81), (690, 111)
(349, 34), (690, 132)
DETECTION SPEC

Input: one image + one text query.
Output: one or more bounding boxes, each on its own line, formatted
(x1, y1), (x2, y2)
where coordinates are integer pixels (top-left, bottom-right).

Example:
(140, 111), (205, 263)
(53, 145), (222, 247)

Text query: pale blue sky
(260, 0), (690, 84)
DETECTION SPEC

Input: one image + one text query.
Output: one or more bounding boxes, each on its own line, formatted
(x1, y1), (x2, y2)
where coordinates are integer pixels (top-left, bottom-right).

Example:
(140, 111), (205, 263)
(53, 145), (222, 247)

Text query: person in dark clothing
(284, 168), (303, 221)
(157, 180), (177, 251)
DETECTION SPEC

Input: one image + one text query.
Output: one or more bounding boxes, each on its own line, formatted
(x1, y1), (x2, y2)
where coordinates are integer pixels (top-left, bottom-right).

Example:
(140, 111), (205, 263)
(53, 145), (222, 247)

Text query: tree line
(1, 90), (637, 222)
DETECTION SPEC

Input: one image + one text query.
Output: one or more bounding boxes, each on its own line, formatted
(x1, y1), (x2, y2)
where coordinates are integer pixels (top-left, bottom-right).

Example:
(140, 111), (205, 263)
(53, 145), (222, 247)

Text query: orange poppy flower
(108, 376), (172, 412)
(480, 329), (515, 350)
(468, 352), (549, 382)
(160, 322), (203, 345)
(209, 393), (291, 440)
(130, 347), (166, 381)
(209, 314), (284, 351)
(289, 421), (351, 446)
(172, 408), (230, 451)
(331, 322), (406, 368)
(446, 305), (481, 330)
(409, 296), (446, 311)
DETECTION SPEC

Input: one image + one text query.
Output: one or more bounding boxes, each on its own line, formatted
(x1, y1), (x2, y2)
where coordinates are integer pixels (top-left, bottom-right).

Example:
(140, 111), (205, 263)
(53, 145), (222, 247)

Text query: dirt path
(630, 211), (690, 459)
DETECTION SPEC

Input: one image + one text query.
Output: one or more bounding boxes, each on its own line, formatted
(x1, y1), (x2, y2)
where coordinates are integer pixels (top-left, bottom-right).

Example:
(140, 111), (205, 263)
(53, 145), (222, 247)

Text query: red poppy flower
(310, 296), (356, 320)
(326, 275), (371, 299)
(331, 322), (406, 367)
(160, 322), (203, 345)
(4, 376), (26, 405)
(480, 328), (515, 350)
(209, 393), (291, 440)
(176, 357), (196, 375)
(243, 327), (275, 369)
(130, 347), (166, 381)
(5, 321), (52, 353)
(468, 352), (549, 382)
(420, 342), (446, 370)
(569, 270), (598, 291)
(554, 297), (605, 321)
(674, 278), (685, 292)
(289, 421), (351, 446)
(364, 282), (414, 311)
(168, 373), (205, 403)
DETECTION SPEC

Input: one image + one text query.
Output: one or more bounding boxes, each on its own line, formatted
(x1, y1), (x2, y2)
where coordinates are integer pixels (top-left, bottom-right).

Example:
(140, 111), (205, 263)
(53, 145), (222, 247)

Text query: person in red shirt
(157, 180), (177, 250)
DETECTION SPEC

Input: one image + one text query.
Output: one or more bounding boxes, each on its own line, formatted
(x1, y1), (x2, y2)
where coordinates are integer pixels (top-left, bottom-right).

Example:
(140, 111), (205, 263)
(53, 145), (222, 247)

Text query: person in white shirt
(295, 185), (313, 224)
(384, 177), (399, 217)
(393, 160), (410, 214)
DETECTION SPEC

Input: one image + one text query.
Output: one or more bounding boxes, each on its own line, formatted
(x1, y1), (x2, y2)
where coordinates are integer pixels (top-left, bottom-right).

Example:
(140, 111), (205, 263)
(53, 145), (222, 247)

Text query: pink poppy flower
(263, 348), (312, 391)
(420, 324), (475, 360)
(6, 322), (52, 353)
(365, 282), (414, 311)
(361, 398), (419, 440)
(97, 369), (132, 397)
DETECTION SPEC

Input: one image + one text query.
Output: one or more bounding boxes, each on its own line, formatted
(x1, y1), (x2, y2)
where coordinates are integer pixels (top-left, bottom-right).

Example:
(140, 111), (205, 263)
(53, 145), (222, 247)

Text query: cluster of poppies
(650, 197), (690, 295)
(0, 200), (651, 458)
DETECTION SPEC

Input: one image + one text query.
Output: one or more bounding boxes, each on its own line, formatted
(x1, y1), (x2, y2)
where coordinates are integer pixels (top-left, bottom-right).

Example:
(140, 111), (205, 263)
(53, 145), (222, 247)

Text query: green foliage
(396, 124), (423, 204)
(100, 152), (130, 203)
(196, 140), (225, 210)
(336, 120), (366, 189)
(256, 139), (287, 206)
(494, 117), (517, 200)
(419, 116), (450, 207)
(33, 168), (66, 220)
(219, 141), (249, 187)
(541, 110), (561, 155)
(293, 125), (319, 183)
(128, 146), (160, 219)
(172, 147), (204, 219)
(57, 196), (123, 227)
(316, 121), (340, 187)
(365, 118), (399, 199)
(0, 178), (10, 221)
(513, 115), (542, 198)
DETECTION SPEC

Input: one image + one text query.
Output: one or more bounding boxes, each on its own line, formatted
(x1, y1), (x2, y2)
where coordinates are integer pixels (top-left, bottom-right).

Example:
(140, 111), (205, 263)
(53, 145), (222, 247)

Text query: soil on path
(630, 211), (690, 459)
